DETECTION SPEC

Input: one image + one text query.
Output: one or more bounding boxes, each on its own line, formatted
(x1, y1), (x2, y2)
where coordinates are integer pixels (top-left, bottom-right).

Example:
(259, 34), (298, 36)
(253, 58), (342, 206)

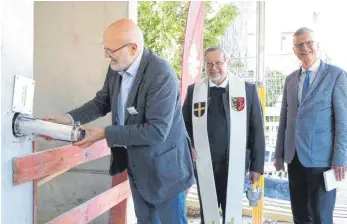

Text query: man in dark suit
(274, 27), (347, 224)
(182, 46), (265, 222)
(45, 19), (194, 224)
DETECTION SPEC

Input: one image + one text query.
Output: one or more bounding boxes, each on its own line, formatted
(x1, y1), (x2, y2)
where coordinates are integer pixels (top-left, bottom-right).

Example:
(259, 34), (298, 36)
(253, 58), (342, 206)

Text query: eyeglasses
(103, 43), (133, 56)
(294, 40), (314, 49)
(206, 60), (226, 68)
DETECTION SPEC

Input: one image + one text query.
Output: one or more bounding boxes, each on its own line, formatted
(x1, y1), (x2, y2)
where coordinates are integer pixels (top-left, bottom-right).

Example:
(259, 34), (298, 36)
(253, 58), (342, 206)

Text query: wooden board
(33, 141), (38, 224)
(13, 140), (110, 185)
(110, 171), (128, 224)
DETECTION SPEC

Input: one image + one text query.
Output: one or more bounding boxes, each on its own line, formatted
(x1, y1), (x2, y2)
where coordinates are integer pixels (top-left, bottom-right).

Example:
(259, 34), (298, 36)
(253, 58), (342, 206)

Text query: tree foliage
(138, 1), (238, 77)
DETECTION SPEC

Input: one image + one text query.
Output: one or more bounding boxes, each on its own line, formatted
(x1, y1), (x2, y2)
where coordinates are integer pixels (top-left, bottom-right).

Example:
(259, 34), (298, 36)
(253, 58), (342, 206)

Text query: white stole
(192, 74), (247, 224)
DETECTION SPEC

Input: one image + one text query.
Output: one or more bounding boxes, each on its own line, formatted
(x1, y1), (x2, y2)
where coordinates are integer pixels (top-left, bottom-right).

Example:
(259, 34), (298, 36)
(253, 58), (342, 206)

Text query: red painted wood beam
(110, 171), (129, 224)
(13, 140), (110, 185)
(33, 141), (38, 224)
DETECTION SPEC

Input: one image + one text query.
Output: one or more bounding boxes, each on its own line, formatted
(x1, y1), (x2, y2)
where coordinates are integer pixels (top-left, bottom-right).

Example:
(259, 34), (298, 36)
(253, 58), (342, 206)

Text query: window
(281, 32), (294, 53)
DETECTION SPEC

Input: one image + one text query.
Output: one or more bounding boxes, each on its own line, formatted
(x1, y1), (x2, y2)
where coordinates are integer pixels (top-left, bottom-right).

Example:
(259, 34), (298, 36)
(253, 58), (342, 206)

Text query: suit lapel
(124, 48), (149, 123)
(300, 60), (328, 106)
(291, 69), (300, 109)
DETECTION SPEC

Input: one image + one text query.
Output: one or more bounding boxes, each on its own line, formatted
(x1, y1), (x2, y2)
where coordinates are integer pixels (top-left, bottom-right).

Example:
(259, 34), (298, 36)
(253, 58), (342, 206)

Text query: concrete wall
(1, 0), (34, 223)
(33, 2), (134, 223)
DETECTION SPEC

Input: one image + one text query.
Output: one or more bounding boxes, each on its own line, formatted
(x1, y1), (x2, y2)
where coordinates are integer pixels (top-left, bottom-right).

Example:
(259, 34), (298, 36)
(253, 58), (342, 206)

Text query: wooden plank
(13, 140), (110, 185)
(110, 171), (128, 224)
(33, 141), (38, 224)
(45, 180), (131, 224)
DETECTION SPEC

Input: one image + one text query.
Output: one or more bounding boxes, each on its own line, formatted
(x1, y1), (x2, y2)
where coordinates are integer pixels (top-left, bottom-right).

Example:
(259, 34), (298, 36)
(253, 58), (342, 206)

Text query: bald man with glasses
(43, 18), (194, 224)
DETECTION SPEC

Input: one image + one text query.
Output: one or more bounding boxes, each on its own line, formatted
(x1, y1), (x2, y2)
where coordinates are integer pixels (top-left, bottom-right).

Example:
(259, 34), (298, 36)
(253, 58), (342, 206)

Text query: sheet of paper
(323, 169), (346, 191)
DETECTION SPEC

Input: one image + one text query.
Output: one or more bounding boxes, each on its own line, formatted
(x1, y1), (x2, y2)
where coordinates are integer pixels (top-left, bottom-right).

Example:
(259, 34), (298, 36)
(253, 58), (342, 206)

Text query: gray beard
(209, 74), (222, 82)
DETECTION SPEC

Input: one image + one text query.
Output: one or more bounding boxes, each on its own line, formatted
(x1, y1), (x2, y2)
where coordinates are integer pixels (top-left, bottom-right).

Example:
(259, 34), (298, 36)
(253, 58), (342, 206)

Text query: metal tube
(13, 114), (85, 142)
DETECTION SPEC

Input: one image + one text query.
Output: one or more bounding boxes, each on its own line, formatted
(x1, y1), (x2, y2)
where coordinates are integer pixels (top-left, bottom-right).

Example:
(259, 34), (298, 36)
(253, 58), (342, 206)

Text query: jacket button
(296, 116), (300, 119)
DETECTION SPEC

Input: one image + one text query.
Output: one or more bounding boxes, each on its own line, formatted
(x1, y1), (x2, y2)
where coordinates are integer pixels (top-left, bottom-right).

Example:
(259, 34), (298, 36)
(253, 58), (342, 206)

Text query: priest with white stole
(183, 46), (265, 224)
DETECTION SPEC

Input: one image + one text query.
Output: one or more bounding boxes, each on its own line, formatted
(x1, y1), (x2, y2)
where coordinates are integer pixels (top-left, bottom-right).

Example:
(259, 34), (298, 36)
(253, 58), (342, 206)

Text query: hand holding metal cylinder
(13, 113), (85, 142)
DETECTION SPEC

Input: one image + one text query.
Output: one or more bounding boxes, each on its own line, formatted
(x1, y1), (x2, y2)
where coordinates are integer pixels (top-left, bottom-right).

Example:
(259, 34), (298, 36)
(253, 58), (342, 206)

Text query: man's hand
(73, 125), (105, 149)
(274, 158), (285, 171)
(39, 115), (73, 141)
(332, 165), (346, 181)
(249, 171), (261, 184)
(191, 147), (197, 161)
(42, 115), (72, 125)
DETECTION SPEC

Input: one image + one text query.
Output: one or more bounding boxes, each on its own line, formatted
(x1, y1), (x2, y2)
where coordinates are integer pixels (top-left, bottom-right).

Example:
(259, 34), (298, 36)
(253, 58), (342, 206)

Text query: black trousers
(197, 163), (227, 224)
(288, 152), (336, 224)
